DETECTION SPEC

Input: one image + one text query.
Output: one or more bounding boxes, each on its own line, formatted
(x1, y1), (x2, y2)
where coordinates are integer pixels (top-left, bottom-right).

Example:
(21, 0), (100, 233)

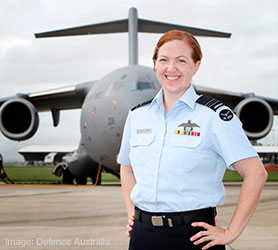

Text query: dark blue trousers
(129, 217), (225, 250)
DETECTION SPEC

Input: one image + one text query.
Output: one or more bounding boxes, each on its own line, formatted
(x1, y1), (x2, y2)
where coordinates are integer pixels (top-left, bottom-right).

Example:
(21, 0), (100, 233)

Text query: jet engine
(234, 97), (273, 140)
(0, 98), (39, 141)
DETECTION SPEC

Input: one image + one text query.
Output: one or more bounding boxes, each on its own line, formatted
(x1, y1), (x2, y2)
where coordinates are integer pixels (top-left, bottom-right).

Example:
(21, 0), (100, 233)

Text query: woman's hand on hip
(190, 217), (236, 250)
(126, 215), (135, 237)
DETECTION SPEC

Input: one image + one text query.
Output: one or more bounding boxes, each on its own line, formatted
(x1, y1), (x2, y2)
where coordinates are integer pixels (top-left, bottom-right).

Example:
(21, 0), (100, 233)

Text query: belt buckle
(151, 216), (164, 226)
(151, 216), (174, 227)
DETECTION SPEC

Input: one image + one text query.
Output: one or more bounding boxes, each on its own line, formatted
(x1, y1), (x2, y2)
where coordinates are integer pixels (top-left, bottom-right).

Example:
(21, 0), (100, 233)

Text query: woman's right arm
(120, 164), (136, 236)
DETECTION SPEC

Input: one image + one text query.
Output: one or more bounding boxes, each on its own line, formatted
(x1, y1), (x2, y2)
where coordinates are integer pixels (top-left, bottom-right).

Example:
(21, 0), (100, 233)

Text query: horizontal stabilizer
(138, 19), (231, 38)
(35, 18), (231, 38)
(35, 19), (128, 38)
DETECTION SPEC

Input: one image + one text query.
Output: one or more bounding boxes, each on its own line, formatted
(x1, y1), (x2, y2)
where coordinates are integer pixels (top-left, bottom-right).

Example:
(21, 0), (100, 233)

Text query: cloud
(0, 36), (33, 57)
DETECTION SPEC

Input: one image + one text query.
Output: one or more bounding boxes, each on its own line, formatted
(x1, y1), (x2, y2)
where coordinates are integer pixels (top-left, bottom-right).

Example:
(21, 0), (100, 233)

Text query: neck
(163, 86), (190, 115)
(163, 91), (183, 115)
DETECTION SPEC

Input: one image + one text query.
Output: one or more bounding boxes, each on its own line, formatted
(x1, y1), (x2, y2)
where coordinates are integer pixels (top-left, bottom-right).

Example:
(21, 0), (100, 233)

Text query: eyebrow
(158, 55), (189, 59)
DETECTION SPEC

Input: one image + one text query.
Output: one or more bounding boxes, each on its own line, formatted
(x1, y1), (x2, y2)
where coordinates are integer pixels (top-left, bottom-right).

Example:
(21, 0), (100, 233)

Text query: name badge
(136, 128), (152, 134)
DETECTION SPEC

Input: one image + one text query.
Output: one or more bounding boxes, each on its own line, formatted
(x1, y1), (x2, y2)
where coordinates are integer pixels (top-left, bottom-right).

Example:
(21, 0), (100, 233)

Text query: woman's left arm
(190, 156), (268, 249)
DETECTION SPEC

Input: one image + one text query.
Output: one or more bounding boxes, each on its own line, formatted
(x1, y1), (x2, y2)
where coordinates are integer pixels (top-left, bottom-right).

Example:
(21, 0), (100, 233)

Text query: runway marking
(0, 190), (76, 199)
(0, 213), (127, 225)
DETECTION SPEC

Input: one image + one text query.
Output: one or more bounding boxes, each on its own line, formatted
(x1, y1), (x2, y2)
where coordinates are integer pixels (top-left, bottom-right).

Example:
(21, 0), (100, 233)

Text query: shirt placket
(148, 105), (166, 210)
(153, 102), (185, 210)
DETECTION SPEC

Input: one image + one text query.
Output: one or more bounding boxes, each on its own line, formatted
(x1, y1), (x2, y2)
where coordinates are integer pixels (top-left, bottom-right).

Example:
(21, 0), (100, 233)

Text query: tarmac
(0, 183), (277, 250)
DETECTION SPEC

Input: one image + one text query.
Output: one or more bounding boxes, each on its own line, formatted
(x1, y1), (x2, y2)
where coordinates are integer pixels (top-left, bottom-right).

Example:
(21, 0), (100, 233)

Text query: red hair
(153, 30), (202, 65)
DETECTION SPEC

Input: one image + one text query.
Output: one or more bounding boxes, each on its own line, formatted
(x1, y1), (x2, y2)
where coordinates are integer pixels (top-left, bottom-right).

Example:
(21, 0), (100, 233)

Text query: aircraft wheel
(76, 177), (87, 185)
(62, 168), (74, 184)
(91, 173), (101, 185)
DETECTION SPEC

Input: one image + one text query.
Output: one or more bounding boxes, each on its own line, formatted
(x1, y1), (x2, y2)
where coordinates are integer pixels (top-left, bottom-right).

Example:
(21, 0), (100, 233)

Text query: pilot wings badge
(174, 120), (200, 136)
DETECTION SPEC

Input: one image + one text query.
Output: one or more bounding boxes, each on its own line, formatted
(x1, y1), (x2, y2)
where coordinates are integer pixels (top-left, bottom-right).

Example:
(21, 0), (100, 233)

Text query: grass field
(2, 165), (278, 184)
(3, 165), (120, 184)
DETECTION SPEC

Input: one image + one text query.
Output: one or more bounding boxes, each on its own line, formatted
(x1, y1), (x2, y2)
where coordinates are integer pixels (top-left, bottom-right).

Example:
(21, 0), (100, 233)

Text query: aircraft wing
(194, 84), (278, 115)
(0, 81), (96, 141)
(0, 81), (96, 112)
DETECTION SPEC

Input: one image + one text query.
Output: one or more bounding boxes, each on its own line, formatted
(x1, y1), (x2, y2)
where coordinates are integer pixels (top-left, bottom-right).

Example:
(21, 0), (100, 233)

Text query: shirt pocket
(169, 133), (202, 148)
(129, 132), (156, 167)
(167, 133), (203, 171)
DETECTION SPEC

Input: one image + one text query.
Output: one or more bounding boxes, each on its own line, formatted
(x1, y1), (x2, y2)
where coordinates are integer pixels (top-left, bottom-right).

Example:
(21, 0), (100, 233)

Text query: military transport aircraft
(0, 8), (277, 184)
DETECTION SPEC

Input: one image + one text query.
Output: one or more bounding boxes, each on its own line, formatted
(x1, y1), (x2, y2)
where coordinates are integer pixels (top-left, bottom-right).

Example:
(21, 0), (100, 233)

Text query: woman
(118, 30), (268, 250)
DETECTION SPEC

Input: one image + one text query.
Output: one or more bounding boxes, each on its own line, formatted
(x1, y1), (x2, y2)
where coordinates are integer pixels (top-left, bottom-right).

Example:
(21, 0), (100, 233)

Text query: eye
(178, 59), (186, 64)
(158, 58), (167, 63)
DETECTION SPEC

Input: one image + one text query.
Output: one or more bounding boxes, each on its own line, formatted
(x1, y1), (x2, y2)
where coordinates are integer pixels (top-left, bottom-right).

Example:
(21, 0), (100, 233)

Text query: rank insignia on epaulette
(196, 95), (224, 112)
(131, 98), (153, 111)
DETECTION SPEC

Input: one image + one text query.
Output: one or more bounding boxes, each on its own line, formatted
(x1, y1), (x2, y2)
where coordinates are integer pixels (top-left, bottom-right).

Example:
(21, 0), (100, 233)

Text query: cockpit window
(137, 82), (153, 90)
(105, 81), (154, 96)
(121, 82), (137, 91)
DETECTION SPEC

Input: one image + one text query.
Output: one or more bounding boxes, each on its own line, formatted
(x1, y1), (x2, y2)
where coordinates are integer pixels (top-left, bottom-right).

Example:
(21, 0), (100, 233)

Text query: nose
(167, 61), (177, 72)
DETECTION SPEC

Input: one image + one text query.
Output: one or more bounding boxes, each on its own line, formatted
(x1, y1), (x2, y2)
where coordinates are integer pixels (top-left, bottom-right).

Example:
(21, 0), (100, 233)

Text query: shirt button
(151, 153), (159, 157)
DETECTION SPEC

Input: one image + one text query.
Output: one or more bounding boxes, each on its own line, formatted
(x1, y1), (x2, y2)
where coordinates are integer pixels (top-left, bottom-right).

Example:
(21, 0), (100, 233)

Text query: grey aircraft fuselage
(80, 65), (160, 176)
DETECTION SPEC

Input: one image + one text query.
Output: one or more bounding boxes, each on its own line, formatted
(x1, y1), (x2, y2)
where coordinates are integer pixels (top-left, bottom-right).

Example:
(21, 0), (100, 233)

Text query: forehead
(158, 39), (192, 57)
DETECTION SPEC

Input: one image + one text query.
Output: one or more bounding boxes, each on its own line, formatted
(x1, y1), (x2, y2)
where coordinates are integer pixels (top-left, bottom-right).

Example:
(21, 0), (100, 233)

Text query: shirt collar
(178, 84), (199, 110)
(151, 88), (164, 108)
(149, 84), (199, 110)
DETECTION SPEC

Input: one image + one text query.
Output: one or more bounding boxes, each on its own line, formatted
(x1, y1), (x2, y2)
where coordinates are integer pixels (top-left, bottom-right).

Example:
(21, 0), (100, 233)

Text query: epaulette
(196, 95), (224, 112)
(131, 98), (153, 111)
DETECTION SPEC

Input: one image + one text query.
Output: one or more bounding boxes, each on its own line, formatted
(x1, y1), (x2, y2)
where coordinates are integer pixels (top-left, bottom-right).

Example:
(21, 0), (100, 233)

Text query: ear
(153, 62), (157, 72)
(194, 61), (201, 74)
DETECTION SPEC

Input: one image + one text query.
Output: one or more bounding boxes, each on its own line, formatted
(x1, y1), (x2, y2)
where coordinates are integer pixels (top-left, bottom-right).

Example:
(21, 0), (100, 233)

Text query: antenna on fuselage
(35, 7), (231, 66)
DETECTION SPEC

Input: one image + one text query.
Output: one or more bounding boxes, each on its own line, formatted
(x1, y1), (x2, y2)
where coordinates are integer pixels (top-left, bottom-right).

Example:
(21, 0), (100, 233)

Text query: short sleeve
(211, 108), (258, 170)
(117, 110), (132, 165)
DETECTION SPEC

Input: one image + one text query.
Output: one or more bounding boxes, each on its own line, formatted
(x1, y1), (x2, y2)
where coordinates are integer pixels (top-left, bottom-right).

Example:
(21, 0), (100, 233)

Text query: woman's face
(155, 39), (200, 96)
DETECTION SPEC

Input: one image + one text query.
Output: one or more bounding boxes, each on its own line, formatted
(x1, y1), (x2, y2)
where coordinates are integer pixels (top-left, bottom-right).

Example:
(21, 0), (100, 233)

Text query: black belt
(135, 207), (216, 228)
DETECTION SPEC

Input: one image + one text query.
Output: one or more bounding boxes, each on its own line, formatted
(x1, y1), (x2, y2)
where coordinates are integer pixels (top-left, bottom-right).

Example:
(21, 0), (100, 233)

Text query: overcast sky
(0, 0), (277, 162)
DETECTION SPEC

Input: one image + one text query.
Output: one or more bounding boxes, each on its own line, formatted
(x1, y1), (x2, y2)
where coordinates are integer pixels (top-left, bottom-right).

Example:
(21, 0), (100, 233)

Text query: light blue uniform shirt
(118, 85), (258, 213)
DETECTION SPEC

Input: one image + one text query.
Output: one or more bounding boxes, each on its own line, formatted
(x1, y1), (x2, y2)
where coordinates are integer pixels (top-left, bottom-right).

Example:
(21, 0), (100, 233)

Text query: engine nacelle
(234, 97), (273, 140)
(0, 98), (39, 141)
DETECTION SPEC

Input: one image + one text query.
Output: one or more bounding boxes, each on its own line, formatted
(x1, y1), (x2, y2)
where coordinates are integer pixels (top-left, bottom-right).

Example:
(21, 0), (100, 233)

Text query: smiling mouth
(166, 76), (180, 80)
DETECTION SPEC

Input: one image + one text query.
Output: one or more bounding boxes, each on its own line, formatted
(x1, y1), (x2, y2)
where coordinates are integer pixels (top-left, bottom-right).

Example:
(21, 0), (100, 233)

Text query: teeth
(167, 76), (179, 80)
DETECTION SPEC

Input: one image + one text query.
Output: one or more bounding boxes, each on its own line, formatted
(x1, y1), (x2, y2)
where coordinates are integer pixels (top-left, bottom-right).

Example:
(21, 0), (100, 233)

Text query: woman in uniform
(117, 30), (268, 250)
